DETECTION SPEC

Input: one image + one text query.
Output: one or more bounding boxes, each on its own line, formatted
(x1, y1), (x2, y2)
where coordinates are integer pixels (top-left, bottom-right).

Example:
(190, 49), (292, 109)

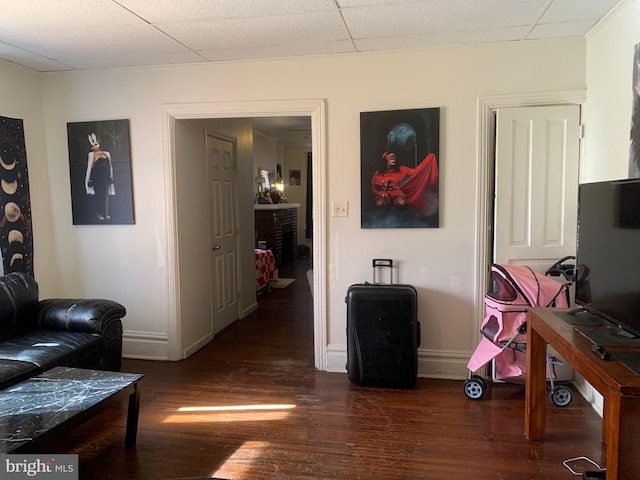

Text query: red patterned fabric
(255, 249), (278, 289)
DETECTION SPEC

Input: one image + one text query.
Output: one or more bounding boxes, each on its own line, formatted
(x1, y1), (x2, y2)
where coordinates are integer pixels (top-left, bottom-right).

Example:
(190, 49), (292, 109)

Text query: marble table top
(0, 366), (143, 453)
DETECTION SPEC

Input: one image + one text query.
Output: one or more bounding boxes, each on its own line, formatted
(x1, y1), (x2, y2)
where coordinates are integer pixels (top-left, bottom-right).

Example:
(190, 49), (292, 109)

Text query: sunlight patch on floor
(163, 404), (296, 423)
(211, 441), (269, 479)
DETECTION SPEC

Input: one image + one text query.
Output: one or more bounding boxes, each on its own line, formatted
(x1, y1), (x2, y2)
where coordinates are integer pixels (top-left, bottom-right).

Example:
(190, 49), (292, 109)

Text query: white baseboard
(183, 333), (214, 358)
(123, 330), (169, 361)
(573, 374), (604, 417)
(326, 344), (471, 379)
(241, 301), (258, 318)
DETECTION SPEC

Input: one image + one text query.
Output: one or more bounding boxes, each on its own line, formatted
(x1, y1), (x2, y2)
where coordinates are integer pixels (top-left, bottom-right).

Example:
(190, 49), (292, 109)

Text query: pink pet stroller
(464, 264), (572, 406)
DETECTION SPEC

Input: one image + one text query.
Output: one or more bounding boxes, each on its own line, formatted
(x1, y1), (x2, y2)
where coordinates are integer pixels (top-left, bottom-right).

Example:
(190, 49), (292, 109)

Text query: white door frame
(474, 90), (586, 347)
(161, 99), (327, 368)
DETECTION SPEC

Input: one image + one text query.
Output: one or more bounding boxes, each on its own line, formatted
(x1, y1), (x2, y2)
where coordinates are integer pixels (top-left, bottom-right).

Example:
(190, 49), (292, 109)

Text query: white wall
(173, 119), (216, 356)
(25, 37), (586, 372)
(174, 117), (257, 359)
(574, 0), (640, 413)
(0, 61), (59, 291)
(583, 0), (639, 182)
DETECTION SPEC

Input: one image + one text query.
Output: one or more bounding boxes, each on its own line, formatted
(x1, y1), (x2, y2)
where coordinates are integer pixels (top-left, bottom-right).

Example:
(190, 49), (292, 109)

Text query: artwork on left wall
(629, 42), (640, 179)
(67, 119), (135, 225)
(0, 116), (33, 276)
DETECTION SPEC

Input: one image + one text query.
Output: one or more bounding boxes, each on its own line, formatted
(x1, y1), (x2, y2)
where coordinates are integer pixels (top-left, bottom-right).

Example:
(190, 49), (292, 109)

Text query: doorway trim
(474, 90), (586, 346)
(161, 99), (327, 368)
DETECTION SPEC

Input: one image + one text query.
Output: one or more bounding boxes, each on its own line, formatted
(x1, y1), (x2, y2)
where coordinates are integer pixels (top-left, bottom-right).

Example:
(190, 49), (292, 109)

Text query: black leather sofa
(0, 272), (125, 390)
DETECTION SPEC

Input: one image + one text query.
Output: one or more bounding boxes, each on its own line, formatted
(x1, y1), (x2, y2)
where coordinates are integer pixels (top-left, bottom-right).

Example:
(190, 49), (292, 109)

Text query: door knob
(212, 244), (221, 250)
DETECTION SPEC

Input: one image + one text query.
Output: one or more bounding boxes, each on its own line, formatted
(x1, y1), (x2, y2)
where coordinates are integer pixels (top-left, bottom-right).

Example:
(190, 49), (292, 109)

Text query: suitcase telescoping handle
(372, 258), (393, 284)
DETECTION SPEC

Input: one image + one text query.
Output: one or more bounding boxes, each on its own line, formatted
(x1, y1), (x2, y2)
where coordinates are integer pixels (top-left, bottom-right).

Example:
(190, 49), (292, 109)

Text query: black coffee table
(0, 366), (143, 453)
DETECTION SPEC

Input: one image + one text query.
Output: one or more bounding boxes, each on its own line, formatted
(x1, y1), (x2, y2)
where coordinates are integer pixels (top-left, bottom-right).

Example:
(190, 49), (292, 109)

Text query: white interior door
(494, 105), (581, 381)
(494, 105), (581, 273)
(206, 133), (239, 334)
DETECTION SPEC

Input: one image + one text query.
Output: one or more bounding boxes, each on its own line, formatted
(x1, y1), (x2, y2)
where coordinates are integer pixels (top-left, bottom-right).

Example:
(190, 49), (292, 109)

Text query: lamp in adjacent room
(255, 175), (265, 196)
(269, 177), (287, 204)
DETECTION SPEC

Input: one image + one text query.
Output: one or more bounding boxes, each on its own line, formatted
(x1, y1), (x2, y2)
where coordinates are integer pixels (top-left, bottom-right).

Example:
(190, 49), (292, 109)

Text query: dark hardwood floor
(33, 258), (607, 479)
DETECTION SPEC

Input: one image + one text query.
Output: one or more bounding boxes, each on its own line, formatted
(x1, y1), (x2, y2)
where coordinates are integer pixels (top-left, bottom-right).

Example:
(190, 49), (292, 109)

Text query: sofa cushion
(0, 359), (41, 390)
(0, 272), (39, 337)
(0, 330), (105, 372)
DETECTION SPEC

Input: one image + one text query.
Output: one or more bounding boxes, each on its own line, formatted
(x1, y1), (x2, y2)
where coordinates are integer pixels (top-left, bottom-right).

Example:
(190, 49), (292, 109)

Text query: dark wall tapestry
(0, 116), (33, 276)
(67, 119), (134, 225)
(629, 42), (640, 179)
(361, 107), (440, 228)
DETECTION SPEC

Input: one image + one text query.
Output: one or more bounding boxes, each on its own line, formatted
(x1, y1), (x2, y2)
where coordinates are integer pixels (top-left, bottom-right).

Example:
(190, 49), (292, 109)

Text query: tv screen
(575, 179), (640, 336)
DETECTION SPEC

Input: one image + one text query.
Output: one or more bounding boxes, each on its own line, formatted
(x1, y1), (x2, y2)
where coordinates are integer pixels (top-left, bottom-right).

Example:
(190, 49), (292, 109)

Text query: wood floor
(33, 258), (607, 479)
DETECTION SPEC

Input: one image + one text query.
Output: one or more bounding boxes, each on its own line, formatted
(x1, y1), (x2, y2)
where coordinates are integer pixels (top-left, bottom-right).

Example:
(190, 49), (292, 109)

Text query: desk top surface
(529, 307), (640, 396)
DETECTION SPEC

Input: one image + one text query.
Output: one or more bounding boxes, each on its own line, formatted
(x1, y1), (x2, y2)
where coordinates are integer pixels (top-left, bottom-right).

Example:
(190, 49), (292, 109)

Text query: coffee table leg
(125, 382), (141, 446)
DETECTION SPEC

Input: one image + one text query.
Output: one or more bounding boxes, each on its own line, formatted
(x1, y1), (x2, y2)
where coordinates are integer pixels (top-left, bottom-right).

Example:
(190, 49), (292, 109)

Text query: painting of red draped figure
(360, 107), (440, 228)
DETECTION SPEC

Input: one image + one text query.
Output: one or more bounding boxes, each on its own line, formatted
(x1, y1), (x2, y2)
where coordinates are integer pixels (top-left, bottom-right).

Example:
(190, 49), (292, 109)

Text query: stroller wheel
(549, 385), (572, 407)
(463, 375), (486, 400)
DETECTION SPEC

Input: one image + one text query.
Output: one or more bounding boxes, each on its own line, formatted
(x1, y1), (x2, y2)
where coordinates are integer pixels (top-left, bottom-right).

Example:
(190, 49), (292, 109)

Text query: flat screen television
(574, 178), (640, 336)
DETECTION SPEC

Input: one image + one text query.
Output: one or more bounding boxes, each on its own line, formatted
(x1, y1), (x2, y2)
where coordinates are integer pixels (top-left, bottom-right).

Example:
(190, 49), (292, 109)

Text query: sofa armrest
(36, 299), (126, 335)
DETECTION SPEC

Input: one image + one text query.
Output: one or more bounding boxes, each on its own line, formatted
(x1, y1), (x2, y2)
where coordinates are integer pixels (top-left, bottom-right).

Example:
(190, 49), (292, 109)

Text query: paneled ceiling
(0, 0), (623, 73)
(1, 0), (622, 149)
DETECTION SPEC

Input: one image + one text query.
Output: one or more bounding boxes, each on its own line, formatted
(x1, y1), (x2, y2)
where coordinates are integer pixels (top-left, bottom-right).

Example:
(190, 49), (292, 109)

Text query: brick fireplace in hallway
(255, 204), (299, 267)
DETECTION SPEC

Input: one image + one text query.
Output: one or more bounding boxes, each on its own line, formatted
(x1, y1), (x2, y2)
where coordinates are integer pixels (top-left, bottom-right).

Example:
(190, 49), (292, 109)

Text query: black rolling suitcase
(345, 259), (420, 388)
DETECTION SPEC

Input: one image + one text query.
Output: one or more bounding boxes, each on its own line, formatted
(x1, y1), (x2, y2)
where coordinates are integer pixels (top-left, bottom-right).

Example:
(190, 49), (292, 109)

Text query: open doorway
(162, 99), (327, 370)
(252, 116), (313, 270)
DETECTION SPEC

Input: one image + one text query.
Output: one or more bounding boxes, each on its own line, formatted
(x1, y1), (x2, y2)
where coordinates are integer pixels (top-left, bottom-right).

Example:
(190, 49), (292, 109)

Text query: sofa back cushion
(0, 272), (39, 337)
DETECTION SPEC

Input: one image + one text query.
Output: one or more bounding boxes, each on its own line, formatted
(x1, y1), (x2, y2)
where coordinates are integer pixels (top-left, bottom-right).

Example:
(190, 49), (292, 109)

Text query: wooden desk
(526, 307), (640, 480)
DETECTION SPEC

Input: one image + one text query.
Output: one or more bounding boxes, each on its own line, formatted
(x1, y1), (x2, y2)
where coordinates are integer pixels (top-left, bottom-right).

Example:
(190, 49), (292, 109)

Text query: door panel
(493, 105), (580, 382)
(494, 105), (580, 273)
(207, 134), (239, 334)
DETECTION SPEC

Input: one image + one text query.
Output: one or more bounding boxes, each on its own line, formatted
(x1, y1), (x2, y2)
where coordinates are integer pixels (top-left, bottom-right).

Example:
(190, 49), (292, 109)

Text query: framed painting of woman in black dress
(67, 119), (134, 225)
(361, 107), (440, 229)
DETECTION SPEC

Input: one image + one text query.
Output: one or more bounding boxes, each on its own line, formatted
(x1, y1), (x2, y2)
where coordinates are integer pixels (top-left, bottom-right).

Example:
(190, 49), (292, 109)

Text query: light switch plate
(332, 201), (348, 217)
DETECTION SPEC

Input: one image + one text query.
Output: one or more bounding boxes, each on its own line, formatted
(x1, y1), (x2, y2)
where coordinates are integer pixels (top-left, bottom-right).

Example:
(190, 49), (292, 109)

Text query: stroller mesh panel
(488, 273), (517, 302)
(481, 315), (500, 341)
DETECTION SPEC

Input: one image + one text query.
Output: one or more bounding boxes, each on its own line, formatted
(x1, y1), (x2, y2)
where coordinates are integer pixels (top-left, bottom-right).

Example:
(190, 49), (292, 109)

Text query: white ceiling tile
(0, 0), (624, 71)
(540, 0), (621, 23)
(160, 11), (348, 50)
(3, 24), (188, 60)
(62, 50), (207, 70)
(341, 0), (548, 38)
(198, 39), (355, 62)
(528, 19), (598, 39)
(117, 0), (338, 22)
(0, 0), (144, 35)
(338, 0), (412, 5)
(354, 25), (531, 51)
(0, 43), (72, 71)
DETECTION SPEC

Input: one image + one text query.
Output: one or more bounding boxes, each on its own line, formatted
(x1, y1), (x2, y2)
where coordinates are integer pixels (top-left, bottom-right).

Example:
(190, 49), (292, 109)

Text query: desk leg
(525, 323), (547, 441)
(125, 382), (141, 447)
(603, 391), (640, 480)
